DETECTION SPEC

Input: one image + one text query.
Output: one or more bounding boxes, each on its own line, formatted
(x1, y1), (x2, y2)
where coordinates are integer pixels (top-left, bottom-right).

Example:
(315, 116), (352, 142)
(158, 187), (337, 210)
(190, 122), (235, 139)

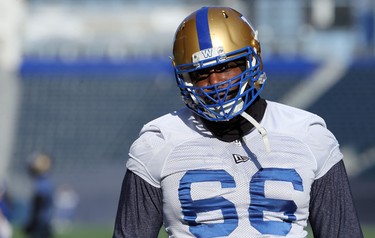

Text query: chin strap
(241, 111), (271, 153)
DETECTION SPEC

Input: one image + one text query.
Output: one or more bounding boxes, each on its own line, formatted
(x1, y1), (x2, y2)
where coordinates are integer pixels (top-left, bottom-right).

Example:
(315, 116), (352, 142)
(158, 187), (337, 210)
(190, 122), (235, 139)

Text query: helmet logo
(200, 49), (213, 58)
(192, 46), (226, 66)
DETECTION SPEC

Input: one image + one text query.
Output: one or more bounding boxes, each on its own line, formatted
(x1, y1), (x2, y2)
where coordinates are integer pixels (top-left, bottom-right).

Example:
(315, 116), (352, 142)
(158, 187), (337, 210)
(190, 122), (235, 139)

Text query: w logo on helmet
(192, 47), (225, 64)
(201, 49), (213, 58)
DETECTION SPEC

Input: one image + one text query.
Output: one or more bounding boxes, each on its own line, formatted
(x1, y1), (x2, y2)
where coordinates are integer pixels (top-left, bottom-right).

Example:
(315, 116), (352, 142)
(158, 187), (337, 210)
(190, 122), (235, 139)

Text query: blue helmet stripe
(195, 7), (212, 50)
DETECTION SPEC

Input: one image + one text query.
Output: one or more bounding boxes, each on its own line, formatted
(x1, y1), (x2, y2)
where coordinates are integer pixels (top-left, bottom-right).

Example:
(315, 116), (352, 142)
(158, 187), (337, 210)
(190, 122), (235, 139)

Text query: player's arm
(308, 160), (363, 238)
(112, 169), (163, 238)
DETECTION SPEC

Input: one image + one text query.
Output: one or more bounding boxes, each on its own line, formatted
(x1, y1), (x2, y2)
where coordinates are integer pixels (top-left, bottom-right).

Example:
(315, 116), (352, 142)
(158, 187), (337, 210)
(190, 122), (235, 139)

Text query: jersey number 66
(178, 169), (303, 237)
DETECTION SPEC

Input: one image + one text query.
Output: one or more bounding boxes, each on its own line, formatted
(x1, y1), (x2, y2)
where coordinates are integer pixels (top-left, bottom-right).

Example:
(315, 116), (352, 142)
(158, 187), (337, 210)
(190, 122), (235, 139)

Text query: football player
(113, 6), (363, 237)
(24, 153), (54, 238)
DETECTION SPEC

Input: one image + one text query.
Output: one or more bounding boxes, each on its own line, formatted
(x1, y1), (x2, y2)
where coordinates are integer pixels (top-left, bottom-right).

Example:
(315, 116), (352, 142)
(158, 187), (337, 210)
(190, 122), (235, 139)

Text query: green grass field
(12, 224), (375, 238)
(12, 225), (113, 238)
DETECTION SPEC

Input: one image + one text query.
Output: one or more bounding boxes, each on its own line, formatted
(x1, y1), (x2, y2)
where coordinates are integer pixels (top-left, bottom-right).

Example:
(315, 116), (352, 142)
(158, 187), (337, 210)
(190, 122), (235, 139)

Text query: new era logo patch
(232, 154), (250, 164)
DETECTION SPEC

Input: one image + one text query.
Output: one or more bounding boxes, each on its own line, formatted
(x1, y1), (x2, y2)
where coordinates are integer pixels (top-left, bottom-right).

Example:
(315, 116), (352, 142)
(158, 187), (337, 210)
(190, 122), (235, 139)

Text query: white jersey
(126, 101), (343, 238)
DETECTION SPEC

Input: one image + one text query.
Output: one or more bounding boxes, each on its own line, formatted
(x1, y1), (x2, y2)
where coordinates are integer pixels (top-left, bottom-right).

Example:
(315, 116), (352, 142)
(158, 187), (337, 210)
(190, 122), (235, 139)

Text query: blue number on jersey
(178, 168), (303, 237)
(249, 168), (303, 235)
(179, 170), (238, 237)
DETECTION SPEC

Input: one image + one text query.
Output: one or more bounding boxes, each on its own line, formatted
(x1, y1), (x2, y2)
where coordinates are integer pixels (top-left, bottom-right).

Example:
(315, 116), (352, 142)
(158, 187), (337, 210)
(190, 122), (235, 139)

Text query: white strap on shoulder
(241, 111), (271, 153)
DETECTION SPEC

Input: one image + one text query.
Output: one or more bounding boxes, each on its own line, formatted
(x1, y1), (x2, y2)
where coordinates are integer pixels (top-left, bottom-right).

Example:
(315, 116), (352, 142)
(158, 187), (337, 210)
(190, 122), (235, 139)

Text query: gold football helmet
(28, 152), (52, 176)
(172, 6), (266, 121)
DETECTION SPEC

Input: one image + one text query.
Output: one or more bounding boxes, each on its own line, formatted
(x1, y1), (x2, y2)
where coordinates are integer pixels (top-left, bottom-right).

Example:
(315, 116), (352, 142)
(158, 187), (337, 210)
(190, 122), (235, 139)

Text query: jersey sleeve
(309, 160), (363, 237)
(112, 170), (163, 238)
(305, 115), (343, 179)
(126, 124), (168, 188)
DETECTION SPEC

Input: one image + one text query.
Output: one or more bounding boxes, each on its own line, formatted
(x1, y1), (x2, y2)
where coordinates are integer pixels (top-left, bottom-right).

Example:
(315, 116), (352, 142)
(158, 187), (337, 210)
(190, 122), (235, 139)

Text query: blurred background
(0, 0), (374, 237)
